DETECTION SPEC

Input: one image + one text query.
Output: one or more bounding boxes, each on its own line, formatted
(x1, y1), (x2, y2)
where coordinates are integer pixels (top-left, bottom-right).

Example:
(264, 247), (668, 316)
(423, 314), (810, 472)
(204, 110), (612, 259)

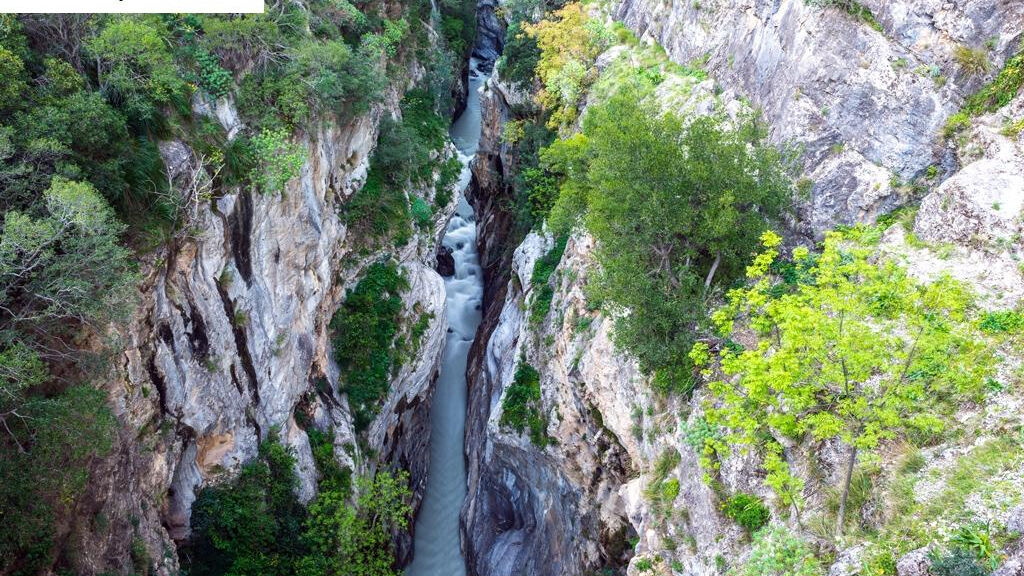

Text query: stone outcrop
(614, 0), (1023, 237)
(70, 80), (459, 576)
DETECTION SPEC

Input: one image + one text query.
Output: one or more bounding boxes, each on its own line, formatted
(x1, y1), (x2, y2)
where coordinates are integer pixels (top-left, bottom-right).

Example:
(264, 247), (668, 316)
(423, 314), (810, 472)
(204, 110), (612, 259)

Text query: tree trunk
(703, 253), (722, 292)
(836, 444), (859, 538)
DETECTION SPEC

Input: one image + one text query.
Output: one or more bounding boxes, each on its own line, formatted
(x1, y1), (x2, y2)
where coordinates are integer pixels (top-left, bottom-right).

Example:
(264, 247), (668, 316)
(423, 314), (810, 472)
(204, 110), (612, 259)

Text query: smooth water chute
(405, 58), (489, 576)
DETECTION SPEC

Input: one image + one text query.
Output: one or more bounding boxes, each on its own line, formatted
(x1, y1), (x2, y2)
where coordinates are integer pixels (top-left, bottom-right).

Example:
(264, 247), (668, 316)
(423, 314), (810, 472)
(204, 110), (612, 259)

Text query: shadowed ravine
(405, 58), (489, 576)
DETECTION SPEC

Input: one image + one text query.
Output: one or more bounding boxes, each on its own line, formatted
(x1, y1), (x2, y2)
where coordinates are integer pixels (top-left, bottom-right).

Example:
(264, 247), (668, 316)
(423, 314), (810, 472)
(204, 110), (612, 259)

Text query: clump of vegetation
(500, 362), (550, 447)
(552, 85), (792, 396)
(698, 230), (994, 536)
(737, 525), (823, 576)
(930, 547), (992, 576)
(723, 493), (771, 533)
(186, 435), (309, 576)
(804, 0), (882, 32)
(185, 433), (411, 576)
(529, 235), (569, 325)
(523, 3), (612, 131)
(344, 89), (451, 248)
(954, 45), (992, 76)
(330, 262), (408, 431)
(249, 127), (306, 194)
(645, 449), (682, 515)
(498, 22), (542, 89)
(946, 44), (1024, 136)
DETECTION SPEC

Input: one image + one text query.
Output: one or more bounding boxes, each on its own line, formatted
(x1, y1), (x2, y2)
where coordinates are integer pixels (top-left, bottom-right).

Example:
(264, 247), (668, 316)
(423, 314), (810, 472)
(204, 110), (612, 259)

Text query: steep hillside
(461, 1), (1024, 575)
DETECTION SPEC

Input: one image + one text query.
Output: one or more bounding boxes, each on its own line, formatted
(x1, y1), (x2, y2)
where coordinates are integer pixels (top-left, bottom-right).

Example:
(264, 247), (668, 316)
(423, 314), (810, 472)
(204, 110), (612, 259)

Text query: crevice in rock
(215, 283), (260, 409)
(229, 191), (254, 286)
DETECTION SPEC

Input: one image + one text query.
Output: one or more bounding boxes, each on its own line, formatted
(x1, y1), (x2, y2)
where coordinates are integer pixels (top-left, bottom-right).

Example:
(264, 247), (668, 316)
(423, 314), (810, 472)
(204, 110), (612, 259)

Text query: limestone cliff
(461, 2), (1024, 576)
(66, 55), (459, 576)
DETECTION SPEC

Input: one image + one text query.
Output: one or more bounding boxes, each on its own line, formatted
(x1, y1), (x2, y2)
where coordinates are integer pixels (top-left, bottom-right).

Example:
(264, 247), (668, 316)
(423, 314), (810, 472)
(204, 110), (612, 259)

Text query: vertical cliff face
(615, 0), (1021, 237)
(69, 65), (459, 576)
(462, 1), (1024, 575)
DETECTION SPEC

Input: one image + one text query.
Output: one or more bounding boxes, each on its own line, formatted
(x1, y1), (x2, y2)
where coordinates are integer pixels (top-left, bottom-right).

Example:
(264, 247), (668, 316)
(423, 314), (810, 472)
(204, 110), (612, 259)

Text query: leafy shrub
(529, 235), (568, 325)
(723, 493), (771, 533)
(930, 547), (992, 576)
(576, 89), (791, 395)
(497, 22), (541, 89)
(330, 262), (408, 431)
(738, 525), (823, 576)
(500, 362), (549, 446)
(186, 434), (410, 576)
(249, 128), (306, 194)
(186, 436), (307, 576)
(979, 310), (1024, 334)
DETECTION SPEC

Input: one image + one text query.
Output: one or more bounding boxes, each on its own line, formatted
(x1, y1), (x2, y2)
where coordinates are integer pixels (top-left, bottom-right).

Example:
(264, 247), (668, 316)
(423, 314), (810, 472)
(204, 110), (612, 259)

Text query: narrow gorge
(1, 2), (1024, 576)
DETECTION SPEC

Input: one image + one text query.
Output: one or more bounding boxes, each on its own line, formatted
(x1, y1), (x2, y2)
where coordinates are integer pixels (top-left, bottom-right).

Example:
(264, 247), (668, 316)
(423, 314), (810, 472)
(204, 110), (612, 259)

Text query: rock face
(614, 0), (1023, 237)
(462, 2), (1024, 576)
(70, 85), (459, 575)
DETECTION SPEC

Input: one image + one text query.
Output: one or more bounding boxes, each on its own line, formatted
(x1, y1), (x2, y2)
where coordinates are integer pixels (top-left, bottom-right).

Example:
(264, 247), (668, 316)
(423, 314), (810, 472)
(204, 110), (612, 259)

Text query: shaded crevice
(215, 284), (260, 408)
(229, 191), (254, 286)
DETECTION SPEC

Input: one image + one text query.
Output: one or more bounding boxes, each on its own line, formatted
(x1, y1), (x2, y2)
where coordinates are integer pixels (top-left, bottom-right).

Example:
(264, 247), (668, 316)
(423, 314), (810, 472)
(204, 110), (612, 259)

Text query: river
(405, 58), (489, 576)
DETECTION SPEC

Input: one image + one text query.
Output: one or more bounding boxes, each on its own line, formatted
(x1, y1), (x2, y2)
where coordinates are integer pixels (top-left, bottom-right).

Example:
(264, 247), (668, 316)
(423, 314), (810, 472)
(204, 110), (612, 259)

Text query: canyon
(5, 2), (1023, 576)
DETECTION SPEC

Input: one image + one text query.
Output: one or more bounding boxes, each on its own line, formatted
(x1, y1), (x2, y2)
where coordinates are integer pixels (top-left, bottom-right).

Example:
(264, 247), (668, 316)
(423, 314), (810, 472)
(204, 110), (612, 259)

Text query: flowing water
(405, 58), (489, 576)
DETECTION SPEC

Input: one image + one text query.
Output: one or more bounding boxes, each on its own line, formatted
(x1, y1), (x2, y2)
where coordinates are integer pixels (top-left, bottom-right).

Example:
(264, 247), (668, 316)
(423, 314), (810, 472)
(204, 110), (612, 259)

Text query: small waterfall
(405, 58), (489, 576)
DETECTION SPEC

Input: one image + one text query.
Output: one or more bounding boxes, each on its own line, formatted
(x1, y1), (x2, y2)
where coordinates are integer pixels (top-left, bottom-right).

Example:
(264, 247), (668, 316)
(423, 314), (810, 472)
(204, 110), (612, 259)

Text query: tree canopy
(697, 230), (993, 534)
(546, 84), (793, 393)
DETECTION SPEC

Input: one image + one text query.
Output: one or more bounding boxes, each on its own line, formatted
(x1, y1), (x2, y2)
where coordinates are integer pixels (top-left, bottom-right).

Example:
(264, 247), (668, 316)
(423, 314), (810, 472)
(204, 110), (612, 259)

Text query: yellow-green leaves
(700, 232), (997, 509)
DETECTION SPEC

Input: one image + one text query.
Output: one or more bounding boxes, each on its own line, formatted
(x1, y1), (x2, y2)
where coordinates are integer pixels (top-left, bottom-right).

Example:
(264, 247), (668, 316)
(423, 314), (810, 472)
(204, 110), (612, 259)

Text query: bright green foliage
(86, 17), (191, 129)
(250, 128), (306, 194)
(945, 44), (1024, 137)
(529, 235), (568, 325)
(723, 493), (771, 533)
(979, 310), (1024, 334)
(500, 362), (549, 446)
(701, 231), (993, 531)
(524, 3), (612, 131)
(0, 46), (27, 109)
(330, 262), (408, 431)
(298, 470), (412, 576)
(575, 87), (791, 394)
(963, 46), (1024, 115)
(187, 437), (308, 576)
(737, 525), (823, 576)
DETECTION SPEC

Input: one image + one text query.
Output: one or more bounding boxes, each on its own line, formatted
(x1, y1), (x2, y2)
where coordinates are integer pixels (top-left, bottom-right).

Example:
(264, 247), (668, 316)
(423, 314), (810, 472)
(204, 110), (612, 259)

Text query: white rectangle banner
(0, 0), (264, 12)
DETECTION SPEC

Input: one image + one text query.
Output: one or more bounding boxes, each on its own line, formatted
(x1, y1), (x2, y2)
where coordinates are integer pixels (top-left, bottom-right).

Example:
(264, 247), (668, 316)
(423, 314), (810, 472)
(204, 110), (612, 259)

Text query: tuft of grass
(954, 45), (992, 76)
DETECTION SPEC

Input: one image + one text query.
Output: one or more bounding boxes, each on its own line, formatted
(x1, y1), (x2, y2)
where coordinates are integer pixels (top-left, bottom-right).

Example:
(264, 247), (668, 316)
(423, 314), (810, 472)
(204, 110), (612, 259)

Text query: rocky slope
(461, 2), (1024, 576)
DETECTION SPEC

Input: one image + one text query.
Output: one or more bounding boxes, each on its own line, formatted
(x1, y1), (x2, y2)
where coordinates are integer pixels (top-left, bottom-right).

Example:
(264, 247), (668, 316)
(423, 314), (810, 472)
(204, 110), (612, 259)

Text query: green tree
(298, 470), (412, 576)
(330, 262), (408, 430)
(700, 231), (993, 536)
(578, 86), (791, 393)
(85, 17), (190, 128)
